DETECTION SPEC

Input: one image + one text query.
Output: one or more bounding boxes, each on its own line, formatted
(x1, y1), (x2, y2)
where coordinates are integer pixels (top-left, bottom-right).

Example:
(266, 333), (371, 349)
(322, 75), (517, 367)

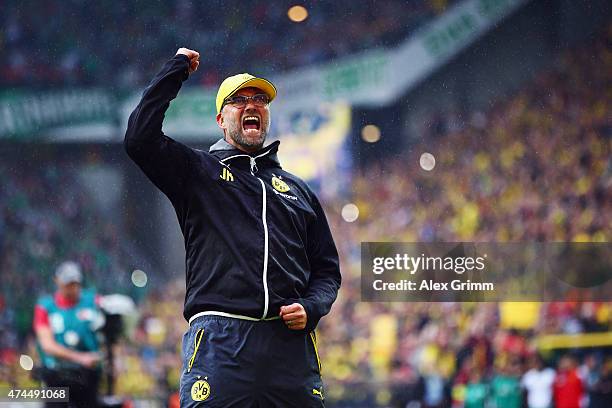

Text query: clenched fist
(280, 303), (308, 330)
(176, 48), (200, 74)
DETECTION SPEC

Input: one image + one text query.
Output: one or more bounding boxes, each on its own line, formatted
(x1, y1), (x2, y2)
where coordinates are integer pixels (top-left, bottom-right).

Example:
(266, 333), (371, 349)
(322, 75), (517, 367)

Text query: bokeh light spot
(341, 203), (359, 222)
(419, 152), (436, 171)
(131, 269), (148, 288)
(362, 124), (381, 143)
(20, 354), (34, 371)
(288, 5), (308, 22)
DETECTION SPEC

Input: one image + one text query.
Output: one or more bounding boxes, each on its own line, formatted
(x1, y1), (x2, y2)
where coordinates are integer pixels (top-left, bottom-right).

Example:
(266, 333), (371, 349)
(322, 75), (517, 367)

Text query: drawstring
(220, 151), (270, 175)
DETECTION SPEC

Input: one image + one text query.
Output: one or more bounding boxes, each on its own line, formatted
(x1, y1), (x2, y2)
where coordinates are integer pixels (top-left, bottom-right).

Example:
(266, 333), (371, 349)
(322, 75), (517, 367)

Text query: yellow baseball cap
(216, 73), (277, 114)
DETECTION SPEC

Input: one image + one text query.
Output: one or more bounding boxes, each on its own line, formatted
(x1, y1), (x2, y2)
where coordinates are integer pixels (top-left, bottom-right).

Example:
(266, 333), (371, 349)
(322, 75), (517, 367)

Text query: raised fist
(176, 48), (200, 74)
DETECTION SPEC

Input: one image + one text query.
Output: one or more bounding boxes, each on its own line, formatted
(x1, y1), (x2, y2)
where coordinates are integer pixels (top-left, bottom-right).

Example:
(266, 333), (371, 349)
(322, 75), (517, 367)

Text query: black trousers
(180, 315), (325, 407)
(41, 367), (100, 408)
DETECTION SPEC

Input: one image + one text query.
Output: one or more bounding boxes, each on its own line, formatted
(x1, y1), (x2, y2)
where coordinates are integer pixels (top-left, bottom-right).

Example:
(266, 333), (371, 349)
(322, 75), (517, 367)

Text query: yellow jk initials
(220, 167), (234, 181)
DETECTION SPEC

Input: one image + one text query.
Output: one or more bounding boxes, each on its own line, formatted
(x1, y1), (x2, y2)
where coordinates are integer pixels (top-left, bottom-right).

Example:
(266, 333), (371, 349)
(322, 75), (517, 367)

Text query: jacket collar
(209, 138), (281, 167)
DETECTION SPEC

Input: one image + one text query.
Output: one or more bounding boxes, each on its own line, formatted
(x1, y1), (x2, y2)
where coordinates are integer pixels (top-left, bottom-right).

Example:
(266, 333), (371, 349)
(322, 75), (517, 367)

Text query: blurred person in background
(33, 261), (103, 408)
(553, 355), (584, 408)
(490, 358), (522, 408)
(587, 357), (612, 408)
(125, 48), (341, 407)
(521, 354), (556, 408)
(463, 369), (488, 408)
(578, 354), (601, 407)
(422, 363), (448, 408)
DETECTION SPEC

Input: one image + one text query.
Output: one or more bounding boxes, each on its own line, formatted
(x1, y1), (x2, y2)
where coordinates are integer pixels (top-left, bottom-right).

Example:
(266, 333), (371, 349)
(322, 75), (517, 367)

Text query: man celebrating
(125, 48), (341, 407)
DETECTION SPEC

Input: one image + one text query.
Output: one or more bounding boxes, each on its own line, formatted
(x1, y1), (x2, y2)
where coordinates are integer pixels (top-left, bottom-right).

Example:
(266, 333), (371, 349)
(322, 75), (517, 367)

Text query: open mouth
(242, 116), (261, 132)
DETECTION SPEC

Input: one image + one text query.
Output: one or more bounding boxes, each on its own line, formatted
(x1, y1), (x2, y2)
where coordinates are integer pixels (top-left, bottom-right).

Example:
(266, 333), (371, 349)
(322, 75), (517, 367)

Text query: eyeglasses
(223, 94), (270, 109)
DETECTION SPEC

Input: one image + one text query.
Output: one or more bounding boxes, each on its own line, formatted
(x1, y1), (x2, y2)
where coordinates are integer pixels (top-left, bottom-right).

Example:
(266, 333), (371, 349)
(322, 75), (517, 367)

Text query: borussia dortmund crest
(271, 175), (290, 193)
(191, 379), (211, 401)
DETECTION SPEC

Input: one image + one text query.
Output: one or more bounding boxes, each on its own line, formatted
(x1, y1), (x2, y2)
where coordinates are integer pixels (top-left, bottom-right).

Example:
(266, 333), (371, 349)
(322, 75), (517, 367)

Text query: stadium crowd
(314, 24), (611, 407)
(1, 0), (455, 88)
(0, 148), (143, 355)
(311, 24), (611, 407)
(0, 16), (610, 408)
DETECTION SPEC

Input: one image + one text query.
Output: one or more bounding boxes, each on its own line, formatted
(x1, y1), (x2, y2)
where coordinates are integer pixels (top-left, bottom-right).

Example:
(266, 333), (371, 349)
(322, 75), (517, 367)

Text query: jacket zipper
(220, 149), (274, 319)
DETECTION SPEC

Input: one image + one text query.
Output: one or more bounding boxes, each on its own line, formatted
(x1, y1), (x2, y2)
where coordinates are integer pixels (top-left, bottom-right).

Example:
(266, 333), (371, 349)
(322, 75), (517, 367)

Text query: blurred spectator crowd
(0, 148), (143, 361)
(1, 0), (455, 88)
(0, 16), (610, 408)
(313, 24), (611, 407)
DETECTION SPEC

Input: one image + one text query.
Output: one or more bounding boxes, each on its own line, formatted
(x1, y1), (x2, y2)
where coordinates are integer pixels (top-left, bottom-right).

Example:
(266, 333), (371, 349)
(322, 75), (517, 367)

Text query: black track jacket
(124, 54), (341, 331)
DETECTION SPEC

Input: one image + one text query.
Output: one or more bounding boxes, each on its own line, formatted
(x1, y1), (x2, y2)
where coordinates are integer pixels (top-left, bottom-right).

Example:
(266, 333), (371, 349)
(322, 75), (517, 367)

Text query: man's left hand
(280, 303), (307, 330)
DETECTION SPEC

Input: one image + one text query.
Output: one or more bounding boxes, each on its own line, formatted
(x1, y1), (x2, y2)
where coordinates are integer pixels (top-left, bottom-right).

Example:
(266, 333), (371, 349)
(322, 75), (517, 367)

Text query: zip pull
(250, 157), (258, 173)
